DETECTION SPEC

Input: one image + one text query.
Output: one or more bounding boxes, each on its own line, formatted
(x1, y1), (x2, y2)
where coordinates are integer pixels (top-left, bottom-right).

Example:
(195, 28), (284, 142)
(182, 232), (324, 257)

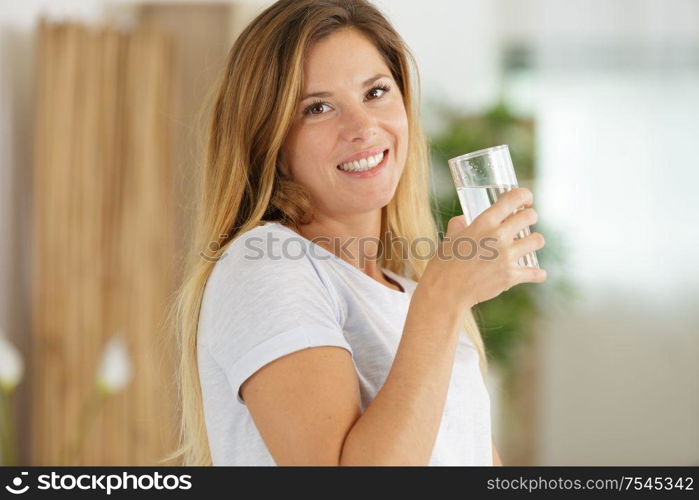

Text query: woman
(167, 0), (546, 466)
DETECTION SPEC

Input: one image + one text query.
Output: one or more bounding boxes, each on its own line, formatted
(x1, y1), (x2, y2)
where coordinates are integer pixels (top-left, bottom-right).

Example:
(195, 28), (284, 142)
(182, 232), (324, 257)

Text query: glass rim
(448, 144), (510, 164)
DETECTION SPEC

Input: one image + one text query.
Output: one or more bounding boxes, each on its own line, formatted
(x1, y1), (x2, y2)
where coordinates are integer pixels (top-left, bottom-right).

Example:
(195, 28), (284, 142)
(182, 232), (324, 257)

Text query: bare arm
(492, 439), (503, 466)
(240, 276), (467, 465)
(338, 279), (466, 465)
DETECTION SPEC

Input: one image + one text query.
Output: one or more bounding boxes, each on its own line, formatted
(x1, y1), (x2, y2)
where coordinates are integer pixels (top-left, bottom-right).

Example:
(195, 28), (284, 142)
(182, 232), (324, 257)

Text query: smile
(336, 149), (389, 178)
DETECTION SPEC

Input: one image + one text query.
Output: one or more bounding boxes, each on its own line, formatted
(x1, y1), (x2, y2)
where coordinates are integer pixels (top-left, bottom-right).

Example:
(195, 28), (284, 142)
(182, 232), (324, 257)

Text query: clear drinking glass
(448, 144), (539, 268)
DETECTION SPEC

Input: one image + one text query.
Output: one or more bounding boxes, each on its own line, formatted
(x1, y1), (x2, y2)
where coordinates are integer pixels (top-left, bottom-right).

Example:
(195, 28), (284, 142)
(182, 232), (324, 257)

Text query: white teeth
(338, 151), (385, 172)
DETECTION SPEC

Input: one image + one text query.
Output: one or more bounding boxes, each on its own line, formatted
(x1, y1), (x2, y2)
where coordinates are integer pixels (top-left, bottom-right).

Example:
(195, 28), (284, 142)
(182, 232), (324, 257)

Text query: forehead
(303, 28), (389, 86)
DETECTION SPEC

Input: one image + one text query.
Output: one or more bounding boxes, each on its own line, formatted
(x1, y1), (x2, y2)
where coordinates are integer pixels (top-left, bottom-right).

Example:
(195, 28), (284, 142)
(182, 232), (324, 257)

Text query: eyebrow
(300, 73), (391, 101)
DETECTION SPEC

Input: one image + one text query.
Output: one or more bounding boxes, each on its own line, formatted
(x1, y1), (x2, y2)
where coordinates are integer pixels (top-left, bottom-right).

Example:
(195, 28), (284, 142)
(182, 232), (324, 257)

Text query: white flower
(0, 329), (24, 392)
(96, 334), (132, 394)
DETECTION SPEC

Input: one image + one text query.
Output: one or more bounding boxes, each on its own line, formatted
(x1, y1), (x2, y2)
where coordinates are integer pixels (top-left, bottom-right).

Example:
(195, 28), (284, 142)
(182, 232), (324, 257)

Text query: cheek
(287, 128), (335, 180)
(385, 104), (409, 162)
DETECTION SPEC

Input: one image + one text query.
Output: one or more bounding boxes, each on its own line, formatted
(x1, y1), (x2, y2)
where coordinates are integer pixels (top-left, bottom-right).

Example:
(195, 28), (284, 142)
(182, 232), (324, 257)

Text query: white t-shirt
(197, 221), (493, 465)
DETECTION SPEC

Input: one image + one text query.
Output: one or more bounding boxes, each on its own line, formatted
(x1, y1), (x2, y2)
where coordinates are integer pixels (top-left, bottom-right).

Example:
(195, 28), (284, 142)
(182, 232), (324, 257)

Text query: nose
(340, 102), (378, 143)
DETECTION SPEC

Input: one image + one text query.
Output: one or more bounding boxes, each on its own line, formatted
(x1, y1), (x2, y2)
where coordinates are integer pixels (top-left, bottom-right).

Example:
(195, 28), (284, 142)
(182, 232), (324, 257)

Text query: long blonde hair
(164, 0), (488, 466)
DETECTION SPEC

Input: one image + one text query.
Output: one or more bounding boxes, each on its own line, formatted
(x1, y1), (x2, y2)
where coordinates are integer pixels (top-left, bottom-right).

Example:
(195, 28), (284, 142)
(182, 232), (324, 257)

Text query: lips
(336, 146), (389, 167)
(336, 148), (389, 178)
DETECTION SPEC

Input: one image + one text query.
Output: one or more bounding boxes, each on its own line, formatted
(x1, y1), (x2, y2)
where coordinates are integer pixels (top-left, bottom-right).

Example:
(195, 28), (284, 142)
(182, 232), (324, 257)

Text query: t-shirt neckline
(263, 221), (410, 297)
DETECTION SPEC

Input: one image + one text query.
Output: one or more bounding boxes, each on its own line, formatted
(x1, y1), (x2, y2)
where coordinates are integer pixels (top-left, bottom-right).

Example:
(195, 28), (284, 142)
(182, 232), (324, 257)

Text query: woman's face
(281, 27), (409, 220)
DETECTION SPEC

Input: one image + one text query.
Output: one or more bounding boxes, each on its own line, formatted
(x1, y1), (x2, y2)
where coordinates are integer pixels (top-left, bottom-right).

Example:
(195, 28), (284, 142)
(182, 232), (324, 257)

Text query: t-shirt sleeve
(200, 228), (353, 406)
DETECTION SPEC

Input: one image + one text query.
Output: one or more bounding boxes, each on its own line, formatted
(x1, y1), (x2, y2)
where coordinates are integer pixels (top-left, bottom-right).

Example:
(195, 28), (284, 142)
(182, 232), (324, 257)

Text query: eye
(301, 83), (392, 117)
(367, 84), (391, 100)
(304, 100), (330, 116)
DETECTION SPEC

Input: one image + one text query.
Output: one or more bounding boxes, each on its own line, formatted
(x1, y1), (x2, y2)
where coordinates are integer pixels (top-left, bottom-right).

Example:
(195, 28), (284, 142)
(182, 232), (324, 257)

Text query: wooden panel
(31, 19), (177, 465)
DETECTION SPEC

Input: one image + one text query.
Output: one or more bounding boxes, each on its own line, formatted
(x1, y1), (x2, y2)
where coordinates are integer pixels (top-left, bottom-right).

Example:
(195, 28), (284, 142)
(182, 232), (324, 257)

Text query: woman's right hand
(422, 187), (547, 311)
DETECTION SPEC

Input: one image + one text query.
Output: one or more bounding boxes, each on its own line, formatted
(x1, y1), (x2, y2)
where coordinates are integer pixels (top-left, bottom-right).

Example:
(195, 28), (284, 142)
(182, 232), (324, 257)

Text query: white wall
(539, 301), (699, 465)
(499, 0), (699, 465)
(376, 0), (503, 116)
(535, 70), (699, 304)
(501, 0), (699, 46)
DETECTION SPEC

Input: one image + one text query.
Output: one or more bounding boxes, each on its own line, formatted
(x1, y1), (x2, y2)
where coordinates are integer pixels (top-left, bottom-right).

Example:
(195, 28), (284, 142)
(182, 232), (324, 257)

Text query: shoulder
(212, 222), (316, 282)
(198, 222), (348, 374)
(226, 221), (304, 258)
(200, 222), (342, 337)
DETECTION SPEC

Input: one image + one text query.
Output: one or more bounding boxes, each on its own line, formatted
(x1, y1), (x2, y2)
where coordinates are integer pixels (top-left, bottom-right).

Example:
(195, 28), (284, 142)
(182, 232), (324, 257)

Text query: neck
(291, 210), (383, 278)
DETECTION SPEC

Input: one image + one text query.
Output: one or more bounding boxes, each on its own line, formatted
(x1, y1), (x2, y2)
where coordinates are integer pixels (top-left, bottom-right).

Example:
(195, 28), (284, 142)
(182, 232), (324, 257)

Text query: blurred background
(0, 0), (697, 466)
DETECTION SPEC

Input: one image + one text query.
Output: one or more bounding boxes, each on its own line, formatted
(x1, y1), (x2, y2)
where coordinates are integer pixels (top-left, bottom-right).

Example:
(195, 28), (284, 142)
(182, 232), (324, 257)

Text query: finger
(508, 265), (547, 289)
(446, 214), (469, 236)
(475, 187), (533, 228)
(500, 208), (538, 240)
(510, 231), (545, 261)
